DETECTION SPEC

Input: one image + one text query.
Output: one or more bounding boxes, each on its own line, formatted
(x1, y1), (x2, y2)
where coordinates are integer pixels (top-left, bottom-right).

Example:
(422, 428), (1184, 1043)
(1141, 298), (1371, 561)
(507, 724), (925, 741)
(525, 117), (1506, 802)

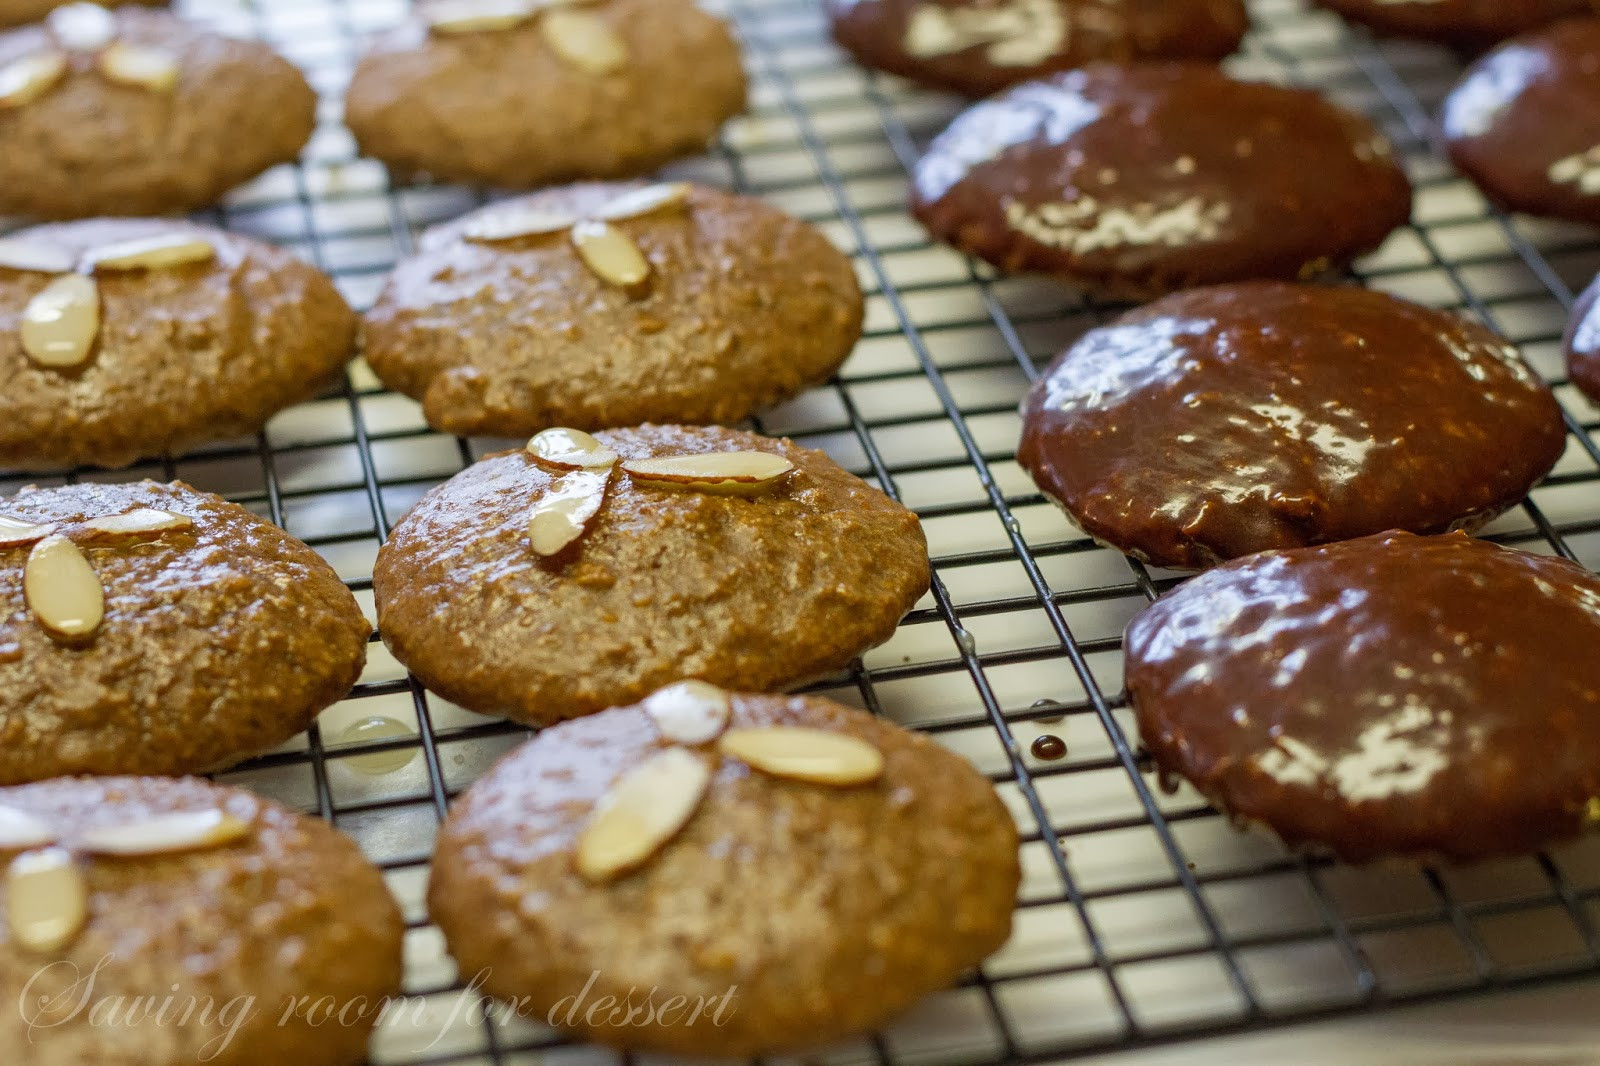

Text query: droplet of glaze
(1031, 697), (1065, 724)
(336, 716), (417, 776)
(1030, 734), (1067, 761)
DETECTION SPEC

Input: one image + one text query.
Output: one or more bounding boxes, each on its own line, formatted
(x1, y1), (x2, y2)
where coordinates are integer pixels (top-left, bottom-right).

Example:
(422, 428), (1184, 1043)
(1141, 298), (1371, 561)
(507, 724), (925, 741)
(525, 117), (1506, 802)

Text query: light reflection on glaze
(1440, 43), (1547, 139)
(1016, 283), (1566, 570)
(1124, 531), (1600, 861)
(903, 0), (1066, 66)
(1004, 195), (1230, 255)
(913, 79), (1102, 203)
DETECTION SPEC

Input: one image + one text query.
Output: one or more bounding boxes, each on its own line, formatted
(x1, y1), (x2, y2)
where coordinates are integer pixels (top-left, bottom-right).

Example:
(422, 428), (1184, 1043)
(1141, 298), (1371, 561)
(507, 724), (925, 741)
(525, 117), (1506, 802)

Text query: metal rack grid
(7, 0), (1600, 1061)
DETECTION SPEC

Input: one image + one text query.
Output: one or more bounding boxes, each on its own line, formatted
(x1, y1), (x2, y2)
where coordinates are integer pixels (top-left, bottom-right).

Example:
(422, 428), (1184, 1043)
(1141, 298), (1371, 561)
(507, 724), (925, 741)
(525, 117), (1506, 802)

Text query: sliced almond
(0, 238), (74, 275)
(717, 727), (885, 786)
(539, 8), (628, 75)
(642, 681), (732, 745)
(0, 807), (56, 851)
(569, 219), (649, 292)
(424, 0), (536, 33)
(48, 3), (117, 51)
(80, 810), (251, 857)
(21, 273), (99, 369)
(96, 41), (180, 92)
(6, 848), (87, 954)
(576, 748), (710, 883)
(621, 452), (796, 496)
(0, 515), (56, 550)
(0, 51), (68, 110)
(462, 207), (578, 243)
(24, 534), (104, 641)
(79, 508), (192, 540)
(594, 182), (692, 223)
(529, 469), (609, 556)
(84, 233), (215, 272)
(527, 427), (618, 471)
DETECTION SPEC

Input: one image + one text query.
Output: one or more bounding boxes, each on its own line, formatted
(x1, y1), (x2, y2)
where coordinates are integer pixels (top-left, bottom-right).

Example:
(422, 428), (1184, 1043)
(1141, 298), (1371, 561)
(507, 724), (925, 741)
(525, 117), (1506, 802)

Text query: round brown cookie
(0, 775), (405, 1065)
(1564, 271), (1600, 402)
(0, 0), (165, 30)
(1125, 531), (1600, 863)
(429, 687), (1019, 1055)
(0, 480), (369, 784)
(827, 0), (1248, 98)
(374, 425), (929, 725)
(1017, 283), (1566, 570)
(343, 0), (746, 189)
(0, 217), (356, 469)
(364, 182), (863, 437)
(910, 64), (1413, 300)
(1443, 18), (1600, 227)
(0, 5), (315, 219)
(1313, 0), (1589, 48)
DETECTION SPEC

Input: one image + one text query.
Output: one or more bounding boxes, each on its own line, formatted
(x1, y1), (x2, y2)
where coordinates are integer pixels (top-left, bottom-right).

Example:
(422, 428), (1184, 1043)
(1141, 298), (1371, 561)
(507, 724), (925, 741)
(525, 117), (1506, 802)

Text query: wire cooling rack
(8, 0), (1600, 1061)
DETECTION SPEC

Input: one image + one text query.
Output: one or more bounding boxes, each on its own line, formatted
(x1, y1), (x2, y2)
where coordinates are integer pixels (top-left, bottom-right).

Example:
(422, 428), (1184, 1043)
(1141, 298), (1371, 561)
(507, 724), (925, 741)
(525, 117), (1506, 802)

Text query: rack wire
(8, 0), (1600, 1060)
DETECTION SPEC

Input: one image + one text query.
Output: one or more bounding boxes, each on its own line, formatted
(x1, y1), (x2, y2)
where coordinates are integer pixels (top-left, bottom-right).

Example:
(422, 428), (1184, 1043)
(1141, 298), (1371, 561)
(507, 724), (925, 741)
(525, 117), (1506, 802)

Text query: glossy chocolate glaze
(1444, 18), (1600, 227)
(1564, 271), (1600, 402)
(1314, 0), (1589, 48)
(1125, 531), (1600, 863)
(826, 0), (1247, 98)
(1018, 283), (1565, 570)
(910, 64), (1412, 299)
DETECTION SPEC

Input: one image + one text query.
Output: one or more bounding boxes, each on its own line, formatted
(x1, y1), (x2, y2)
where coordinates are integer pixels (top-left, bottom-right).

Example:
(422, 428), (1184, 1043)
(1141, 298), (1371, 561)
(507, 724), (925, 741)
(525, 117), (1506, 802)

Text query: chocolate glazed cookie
(1564, 271), (1600, 402)
(373, 426), (930, 725)
(1444, 18), (1600, 227)
(1313, 0), (1590, 48)
(911, 64), (1412, 299)
(0, 6), (315, 219)
(429, 689), (1019, 1056)
(827, 0), (1248, 98)
(1126, 531), (1600, 863)
(1017, 283), (1566, 569)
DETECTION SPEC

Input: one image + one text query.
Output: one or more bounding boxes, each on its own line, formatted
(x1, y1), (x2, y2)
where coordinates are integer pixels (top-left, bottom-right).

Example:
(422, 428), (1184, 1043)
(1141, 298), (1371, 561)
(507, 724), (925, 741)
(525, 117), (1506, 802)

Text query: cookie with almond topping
(0, 218), (355, 469)
(0, 480), (370, 783)
(373, 425), (929, 724)
(363, 181), (863, 436)
(0, 5), (314, 219)
(0, 774), (405, 1066)
(429, 687), (1018, 1055)
(0, 0), (165, 30)
(343, 0), (746, 189)
(0, 4), (315, 219)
